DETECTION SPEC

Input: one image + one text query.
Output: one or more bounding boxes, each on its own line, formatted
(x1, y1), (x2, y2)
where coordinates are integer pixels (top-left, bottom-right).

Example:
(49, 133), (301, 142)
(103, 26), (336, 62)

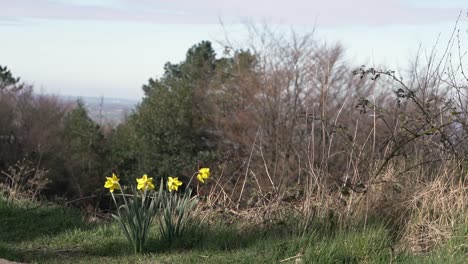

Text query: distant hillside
(60, 95), (140, 124)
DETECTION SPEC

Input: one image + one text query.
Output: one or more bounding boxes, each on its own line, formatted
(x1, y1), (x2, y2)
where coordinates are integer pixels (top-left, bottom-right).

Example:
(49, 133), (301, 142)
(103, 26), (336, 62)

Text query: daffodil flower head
(136, 174), (155, 191)
(197, 168), (210, 183)
(167, 176), (183, 192)
(104, 173), (121, 193)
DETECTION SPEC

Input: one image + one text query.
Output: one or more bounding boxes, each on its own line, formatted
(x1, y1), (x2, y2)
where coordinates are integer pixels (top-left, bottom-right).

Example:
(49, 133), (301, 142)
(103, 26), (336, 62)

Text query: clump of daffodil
(137, 174), (155, 190)
(197, 168), (210, 183)
(104, 173), (121, 192)
(167, 176), (183, 192)
(104, 166), (208, 249)
(104, 173), (162, 254)
(159, 175), (197, 242)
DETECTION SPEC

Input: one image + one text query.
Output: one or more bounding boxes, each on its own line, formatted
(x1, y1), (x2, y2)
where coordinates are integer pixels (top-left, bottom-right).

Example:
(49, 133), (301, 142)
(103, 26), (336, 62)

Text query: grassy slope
(0, 200), (466, 264)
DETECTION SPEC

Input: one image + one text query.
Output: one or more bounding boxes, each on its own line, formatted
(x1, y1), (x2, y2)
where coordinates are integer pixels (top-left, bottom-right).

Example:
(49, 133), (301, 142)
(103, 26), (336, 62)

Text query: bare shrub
(0, 158), (49, 204)
(208, 25), (385, 208)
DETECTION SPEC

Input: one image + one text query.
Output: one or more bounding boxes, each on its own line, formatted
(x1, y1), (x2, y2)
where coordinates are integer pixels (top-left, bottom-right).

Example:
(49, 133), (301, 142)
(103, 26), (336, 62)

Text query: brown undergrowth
(194, 158), (467, 254)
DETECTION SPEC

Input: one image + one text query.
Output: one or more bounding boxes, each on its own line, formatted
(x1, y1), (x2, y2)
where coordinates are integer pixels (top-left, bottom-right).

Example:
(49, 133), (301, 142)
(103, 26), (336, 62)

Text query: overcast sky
(0, 0), (467, 99)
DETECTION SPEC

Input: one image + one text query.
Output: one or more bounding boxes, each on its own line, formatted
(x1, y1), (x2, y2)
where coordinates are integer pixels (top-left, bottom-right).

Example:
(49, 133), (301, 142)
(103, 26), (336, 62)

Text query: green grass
(0, 199), (466, 263)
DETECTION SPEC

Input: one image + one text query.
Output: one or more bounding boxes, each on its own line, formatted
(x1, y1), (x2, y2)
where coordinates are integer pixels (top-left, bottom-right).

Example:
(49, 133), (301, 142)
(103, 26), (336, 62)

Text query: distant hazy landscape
(60, 95), (139, 124)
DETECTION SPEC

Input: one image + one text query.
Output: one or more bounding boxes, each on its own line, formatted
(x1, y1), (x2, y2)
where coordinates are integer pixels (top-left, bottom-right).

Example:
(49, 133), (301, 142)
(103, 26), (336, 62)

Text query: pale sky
(0, 0), (466, 99)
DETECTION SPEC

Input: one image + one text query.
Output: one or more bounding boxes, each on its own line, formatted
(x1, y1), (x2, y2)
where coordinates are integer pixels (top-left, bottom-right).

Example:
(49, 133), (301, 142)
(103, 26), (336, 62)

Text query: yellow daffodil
(197, 168), (210, 183)
(136, 174), (155, 191)
(104, 173), (121, 193)
(167, 176), (183, 192)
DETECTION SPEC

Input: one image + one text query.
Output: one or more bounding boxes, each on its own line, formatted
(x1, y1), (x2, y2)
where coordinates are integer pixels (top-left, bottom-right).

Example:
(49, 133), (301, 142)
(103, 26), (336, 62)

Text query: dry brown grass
(193, 157), (467, 254)
(399, 167), (467, 252)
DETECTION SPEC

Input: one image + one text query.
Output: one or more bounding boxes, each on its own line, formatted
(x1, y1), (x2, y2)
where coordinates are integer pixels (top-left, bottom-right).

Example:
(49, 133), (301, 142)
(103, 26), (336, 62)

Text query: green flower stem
(117, 183), (129, 210)
(185, 172), (198, 192)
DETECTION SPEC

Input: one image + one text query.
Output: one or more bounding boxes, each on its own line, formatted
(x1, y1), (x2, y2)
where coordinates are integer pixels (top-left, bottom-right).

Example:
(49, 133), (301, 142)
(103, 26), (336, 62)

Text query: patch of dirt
(0, 259), (25, 264)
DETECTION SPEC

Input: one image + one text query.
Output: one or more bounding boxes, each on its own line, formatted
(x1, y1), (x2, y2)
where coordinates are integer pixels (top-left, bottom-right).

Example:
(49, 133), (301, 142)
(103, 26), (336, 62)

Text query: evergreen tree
(0, 65), (21, 91)
(129, 41), (218, 177)
(57, 99), (105, 198)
